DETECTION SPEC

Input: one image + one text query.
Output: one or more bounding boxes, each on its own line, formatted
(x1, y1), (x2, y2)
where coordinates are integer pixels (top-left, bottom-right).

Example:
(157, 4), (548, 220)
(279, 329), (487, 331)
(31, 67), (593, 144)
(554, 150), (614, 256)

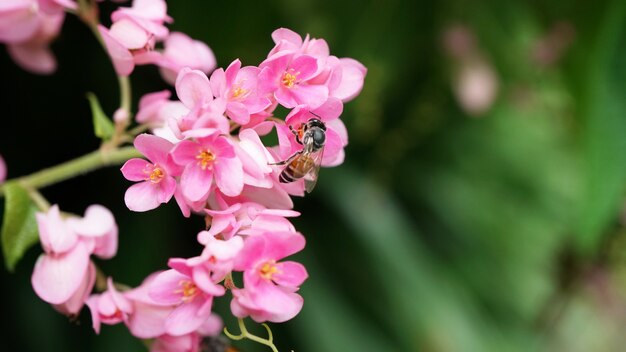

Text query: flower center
(144, 164), (165, 184)
(231, 87), (248, 99)
(196, 150), (215, 170)
(259, 260), (278, 280)
(281, 70), (299, 88)
(176, 280), (199, 303)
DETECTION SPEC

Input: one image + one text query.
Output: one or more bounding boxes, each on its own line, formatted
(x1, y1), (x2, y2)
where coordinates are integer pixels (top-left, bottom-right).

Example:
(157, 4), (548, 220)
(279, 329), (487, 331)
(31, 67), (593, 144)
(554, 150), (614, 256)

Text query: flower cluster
(0, 0), (74, 74)
(14, 0), (366, 350)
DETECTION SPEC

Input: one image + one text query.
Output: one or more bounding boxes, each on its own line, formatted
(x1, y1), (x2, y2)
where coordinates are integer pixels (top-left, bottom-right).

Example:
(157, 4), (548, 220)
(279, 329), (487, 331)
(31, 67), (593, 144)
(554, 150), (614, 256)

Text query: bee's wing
(304, 146), (324, 193)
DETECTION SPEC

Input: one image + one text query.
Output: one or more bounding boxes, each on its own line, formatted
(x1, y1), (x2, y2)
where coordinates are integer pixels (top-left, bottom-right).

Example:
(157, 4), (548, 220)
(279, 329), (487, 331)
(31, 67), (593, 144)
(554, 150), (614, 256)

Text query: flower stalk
(0, 147), (141, 198)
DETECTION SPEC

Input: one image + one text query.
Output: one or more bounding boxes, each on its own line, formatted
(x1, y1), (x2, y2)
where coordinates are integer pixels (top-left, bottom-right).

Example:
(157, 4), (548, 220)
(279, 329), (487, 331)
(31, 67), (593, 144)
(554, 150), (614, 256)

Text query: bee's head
(307, 117), (326, 131)
(311, 127), (326, 149)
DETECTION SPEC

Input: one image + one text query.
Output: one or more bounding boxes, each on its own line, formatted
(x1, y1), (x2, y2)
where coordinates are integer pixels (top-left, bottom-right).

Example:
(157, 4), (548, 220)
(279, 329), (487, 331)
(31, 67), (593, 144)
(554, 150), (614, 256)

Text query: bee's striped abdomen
(279, 155), (313, 183)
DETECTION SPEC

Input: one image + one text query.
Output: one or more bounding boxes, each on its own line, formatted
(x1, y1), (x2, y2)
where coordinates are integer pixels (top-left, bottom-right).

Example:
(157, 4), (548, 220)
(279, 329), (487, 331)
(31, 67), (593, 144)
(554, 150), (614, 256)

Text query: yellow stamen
(281, 71), (298, 88)
(196, 150), (216, 170)
(148, 167), (164, 183)
(259, 261), (278, 280)
(232, 87), (247, 99)
(174, 280), (199, 303)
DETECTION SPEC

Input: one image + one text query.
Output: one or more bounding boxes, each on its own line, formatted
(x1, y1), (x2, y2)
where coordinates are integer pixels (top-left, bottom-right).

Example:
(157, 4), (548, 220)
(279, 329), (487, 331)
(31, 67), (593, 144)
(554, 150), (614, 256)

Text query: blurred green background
(2, 0), (626, 351)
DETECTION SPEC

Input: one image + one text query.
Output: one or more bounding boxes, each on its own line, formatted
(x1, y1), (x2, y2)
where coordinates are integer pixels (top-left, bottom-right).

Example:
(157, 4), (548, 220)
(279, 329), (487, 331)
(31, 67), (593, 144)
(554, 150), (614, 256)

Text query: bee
(273, 114), (326, 193)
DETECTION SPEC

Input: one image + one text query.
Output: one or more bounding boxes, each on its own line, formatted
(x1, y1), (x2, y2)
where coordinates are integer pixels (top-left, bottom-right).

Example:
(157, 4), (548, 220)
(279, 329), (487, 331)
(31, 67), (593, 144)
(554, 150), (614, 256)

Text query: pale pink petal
(250, 281), (303, 323)
(224, 59), (241, 87)
(226, 101), (250, 124)
(233, 235), (265, 271)
(264, 231), (306, 260)
(271, 28), (302, 47)
(134, 133), (174, 165)
(320, 127), (343, 167)
(127, 302), (173, 339)
(98, 25), (134, 76)
(157, 176), (176, 204)
(273, 261), (308, 287)
(191, 268), (226, 297)
(54, 261), (96, 315)
(86, 294), (103, 333)
(148, 269), (187, 305)
(181, 164), (213, 202)
(330, 58), (367, 102)
(205, 235), (244, 261)
(0, 2), (39, 43)
(7, 43), (56, 75)
(214, 157), (243, 197)
(165, 296), (213, 336)
(37, 205), (77, 254)
(124, 181), (162, 212)
(209, 67), (226, 97)
(108, 18), (150, 49)
(121, 158), (151, 181)
(289, 84), (329, 109)
(68, 204), (115, 238)
(290, 55), (318, 80)
(313, 97), (343, 121)
(175, 68), (212, 108)
(31, 241), (90, 304)
(197, 313), (223, 336)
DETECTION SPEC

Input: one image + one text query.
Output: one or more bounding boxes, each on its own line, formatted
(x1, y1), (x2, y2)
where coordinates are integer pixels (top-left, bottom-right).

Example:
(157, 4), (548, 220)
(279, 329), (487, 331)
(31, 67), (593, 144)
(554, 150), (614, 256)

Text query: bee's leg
(268, 150), (301, 166)
(290, 125), (303, 145)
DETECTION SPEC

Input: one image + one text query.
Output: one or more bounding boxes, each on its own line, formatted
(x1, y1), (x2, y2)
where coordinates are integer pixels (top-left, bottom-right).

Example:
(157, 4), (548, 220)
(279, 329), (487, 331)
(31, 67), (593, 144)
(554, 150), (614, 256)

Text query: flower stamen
(196, 150), (216, 170)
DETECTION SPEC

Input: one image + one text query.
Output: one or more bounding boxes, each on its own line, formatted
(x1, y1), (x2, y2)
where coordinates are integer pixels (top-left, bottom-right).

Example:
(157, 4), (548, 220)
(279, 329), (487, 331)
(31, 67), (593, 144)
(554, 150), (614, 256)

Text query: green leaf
(87, 92), (114, 140)
(1, 182), (40, 272)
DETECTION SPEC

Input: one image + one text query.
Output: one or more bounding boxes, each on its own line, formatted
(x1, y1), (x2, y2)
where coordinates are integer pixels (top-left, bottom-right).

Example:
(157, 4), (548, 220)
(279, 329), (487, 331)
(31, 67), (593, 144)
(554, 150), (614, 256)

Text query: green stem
(224, 318), (279, 352)
(0, 147), (140, 197)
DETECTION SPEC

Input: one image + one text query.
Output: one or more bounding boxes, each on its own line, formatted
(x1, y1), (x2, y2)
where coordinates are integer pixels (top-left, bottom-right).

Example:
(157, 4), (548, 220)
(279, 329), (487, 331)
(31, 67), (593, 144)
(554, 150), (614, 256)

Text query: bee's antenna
(307, 111), (323, 119)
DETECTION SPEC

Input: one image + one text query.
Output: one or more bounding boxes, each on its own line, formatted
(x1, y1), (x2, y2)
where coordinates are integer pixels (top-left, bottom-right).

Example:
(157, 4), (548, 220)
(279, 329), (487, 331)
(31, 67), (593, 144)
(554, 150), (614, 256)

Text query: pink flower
(209, 59), (271, 124)
(278, 98), (348, 167)
(170, 68), (229, 139)
(150, 315), (221, 352)
(171, 134), (243, 201)
(121, 134), (180, 212)
(0, 0), (65, 74)
(157, 32), (217, 85)
(124, 273), (176, 339)
(259, 52), (328, 109)
(31, 204), (119, 315)
(200, 202), (298, 241)
(267, 28), (367, 102)
(231, 231), (308, 323)
(0, 153), (6, 183)
(86, 278), (133, 333)
(135, 90), (188, 143)
(98, 0), (171, 76)
(235, 128), (276, 188)
(149, 259), (223, 336)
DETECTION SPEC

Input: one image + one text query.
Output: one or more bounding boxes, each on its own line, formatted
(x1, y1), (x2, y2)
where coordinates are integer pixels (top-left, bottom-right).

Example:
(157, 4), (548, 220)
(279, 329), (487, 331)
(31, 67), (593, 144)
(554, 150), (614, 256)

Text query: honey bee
(273, 114), (326, 193)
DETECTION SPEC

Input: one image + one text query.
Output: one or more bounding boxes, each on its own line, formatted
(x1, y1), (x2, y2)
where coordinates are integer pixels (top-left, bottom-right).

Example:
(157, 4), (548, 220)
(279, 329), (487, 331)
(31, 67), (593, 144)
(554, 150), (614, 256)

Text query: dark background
(2, 0), (626, 351)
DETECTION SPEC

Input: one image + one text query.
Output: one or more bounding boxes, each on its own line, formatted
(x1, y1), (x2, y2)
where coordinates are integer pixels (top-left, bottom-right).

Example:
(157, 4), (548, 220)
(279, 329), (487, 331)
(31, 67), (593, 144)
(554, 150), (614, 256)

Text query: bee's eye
(312, 129), (325, 146)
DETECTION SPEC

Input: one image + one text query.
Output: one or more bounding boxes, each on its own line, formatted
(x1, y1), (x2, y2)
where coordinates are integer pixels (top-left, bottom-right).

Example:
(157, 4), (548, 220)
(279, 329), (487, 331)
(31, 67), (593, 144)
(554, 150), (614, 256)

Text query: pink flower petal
(134, 133), (174, 165)
(37, 205), (77, 254)
(0, 154), (6, 183)
(214, 156), (244, 197)
(175, 68), (212, 108)
(31, 241), (90, 304)
(126, 302), (173, 339)
(165, 296), (213, 336)
(68, 204), (115, 238)
(108, 18), (150, 50)
(289, 84), (329, 109)
(271, 28), (302, 47)
(330, 58), (367, 102)
(149, 269), (187, 305)
(290, 55), (318, 81)
(7, 43), (56, 75)
(54, 261), (96, 315)
(273, 261), (308, 287)
(124, 181), (162, 212)
(121, 158), (151, 181)
(98, 25), (134, 76)
(181, 164), (213, 202)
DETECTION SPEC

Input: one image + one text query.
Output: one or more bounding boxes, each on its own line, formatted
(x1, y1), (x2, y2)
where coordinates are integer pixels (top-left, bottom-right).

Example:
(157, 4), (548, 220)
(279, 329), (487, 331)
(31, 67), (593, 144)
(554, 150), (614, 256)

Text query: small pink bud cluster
(97, 0), (216, 83)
